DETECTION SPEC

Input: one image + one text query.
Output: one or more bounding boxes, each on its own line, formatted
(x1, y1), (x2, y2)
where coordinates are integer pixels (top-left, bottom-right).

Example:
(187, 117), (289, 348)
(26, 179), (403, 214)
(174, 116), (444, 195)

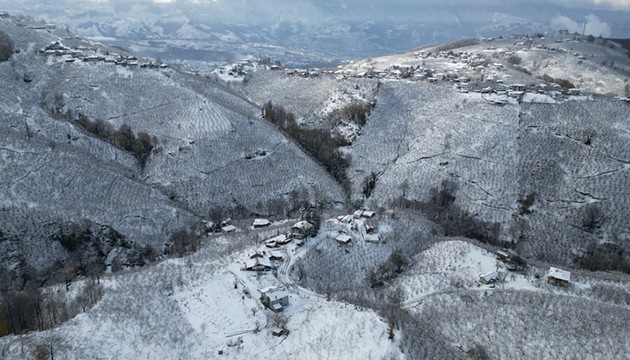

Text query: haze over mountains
(2, 0), (630, 66)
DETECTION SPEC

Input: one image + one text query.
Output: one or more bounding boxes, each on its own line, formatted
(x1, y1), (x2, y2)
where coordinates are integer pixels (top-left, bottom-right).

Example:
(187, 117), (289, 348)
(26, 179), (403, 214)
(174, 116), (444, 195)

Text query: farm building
(335, 234), (352, 245)
(547, 267), (571, 287)
(478, 271), (498, 285)
(221, 225), (237, 233)
(291, 221), (314, 239)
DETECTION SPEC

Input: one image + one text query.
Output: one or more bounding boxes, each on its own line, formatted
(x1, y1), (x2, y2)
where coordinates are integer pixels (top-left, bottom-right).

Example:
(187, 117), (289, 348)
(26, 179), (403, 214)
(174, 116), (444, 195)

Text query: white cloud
(591, 0), (630, 9)
(550, 14), (611, 37)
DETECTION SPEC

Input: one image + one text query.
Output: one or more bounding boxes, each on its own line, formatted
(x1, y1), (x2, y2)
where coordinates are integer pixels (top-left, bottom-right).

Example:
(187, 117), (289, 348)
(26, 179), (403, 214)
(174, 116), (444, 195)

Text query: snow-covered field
(0, 231), (402, 359)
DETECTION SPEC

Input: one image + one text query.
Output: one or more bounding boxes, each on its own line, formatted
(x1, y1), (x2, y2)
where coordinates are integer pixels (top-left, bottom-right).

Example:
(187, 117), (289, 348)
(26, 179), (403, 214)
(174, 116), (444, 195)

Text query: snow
(522, 92), (556, 104)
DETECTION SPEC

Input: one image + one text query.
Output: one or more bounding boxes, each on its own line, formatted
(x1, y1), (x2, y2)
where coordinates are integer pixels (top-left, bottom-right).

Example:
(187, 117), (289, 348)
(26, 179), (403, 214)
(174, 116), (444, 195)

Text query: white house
(291, 221), (314, 239)
(478, 271), (498, 284)
(547, 267), (571, 286)
(221, 225), (237, 233)
(262, 290), (290, 312)
(253, 218), (271, 228)
(335, 234), (352, 245)
(244, 257), (272, 272)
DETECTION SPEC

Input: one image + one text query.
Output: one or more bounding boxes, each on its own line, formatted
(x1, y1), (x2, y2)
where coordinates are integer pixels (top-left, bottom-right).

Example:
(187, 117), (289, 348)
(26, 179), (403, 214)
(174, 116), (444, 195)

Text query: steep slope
(349, 81), (630, 265)
(0, 16), (344, 286)
(241, 34), (630, 268)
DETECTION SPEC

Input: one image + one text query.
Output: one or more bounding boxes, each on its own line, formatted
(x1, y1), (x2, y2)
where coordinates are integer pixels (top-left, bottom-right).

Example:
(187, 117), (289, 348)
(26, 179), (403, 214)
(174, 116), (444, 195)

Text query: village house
(335, 234), (352, 245)
(244, 256), (272, 272)
(291, 221), (314, 239)
(547, 267), (571, 287)
(478, 271), (498, 285)
(364, 233), (380, 243)
(253, 218), (271, 228)
(266, 234), (289, 248)
(261, 290), (290, 312)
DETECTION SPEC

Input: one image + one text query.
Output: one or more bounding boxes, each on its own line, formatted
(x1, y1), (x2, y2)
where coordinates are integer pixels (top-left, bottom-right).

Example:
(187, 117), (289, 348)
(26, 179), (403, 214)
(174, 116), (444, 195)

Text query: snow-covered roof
(496, 250), (510, 258)
(364, 234), (380, 243)
(269, 250), (284, 259)
(244, 257), (271, 270)
(268, 290), (289, 302)
(339, 215), (353, 223)
(361, 210), (376, 218)
(335, 234), (352, 243)
(548, 267), (571, 282)
(267, 234), (287, 244)
(292, 221), (313, 232)
(221, 225), (237, 232)
(353, 210), (364, 218)
(479, 271), (498, 282)
(253, 218), (271, 227)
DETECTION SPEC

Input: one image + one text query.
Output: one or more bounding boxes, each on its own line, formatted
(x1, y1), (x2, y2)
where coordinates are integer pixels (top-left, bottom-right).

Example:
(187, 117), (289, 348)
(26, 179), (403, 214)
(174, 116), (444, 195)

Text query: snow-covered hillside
(0, 16), (344, 288)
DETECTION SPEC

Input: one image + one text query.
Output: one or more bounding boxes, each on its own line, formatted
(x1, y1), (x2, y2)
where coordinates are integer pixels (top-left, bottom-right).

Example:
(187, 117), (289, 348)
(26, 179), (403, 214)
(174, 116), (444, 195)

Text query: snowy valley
(1, 11), (630, 360)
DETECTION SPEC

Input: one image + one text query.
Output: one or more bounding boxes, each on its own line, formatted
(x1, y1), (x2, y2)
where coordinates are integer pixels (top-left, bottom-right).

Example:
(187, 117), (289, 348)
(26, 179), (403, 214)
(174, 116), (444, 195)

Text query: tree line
(262, 101), (350, 190)
(0, 281), (103, 336)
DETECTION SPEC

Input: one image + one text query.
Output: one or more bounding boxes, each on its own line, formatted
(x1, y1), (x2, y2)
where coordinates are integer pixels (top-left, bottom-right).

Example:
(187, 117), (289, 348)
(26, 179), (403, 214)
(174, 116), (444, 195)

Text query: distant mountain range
(1, 1), (630, 66)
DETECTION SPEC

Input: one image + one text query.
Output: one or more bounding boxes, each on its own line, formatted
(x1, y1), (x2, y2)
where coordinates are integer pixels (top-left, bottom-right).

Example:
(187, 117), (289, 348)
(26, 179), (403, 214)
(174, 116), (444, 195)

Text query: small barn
(221, 225), (237, 233)
(547, 267), (571, 287)
(361, 210), (376, 218)
(478, 271), (498, 285)
(495, 250), (510, 262)
(335, 234), (352, 245)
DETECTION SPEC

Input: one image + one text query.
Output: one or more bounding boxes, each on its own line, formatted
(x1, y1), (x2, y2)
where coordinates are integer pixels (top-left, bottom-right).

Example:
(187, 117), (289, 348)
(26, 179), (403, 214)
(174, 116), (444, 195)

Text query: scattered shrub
(507, 55), (522, 65)
(518, 193), (536, 215)
(342, 102), (373, 126)
(169, 229), (201, 256)
(395, 180), (502, 246)
(577, 243), (630, 274)
(434, 39), (481, 52)
(367, 249), (409, 288)
(71, 113), (155, 168)
(0, 30), (13, 61)
(362, 172), (378, 199)
(582, 204), (604, 233)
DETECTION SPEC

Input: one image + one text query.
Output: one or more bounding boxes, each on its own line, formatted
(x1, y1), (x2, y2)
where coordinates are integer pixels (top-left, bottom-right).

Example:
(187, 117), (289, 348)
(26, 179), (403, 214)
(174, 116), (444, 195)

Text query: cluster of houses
(216, 59), (256, 78)
(284, 68), (320, 78)
(241, 219), (316, 271)
(481, 249), (572, 287)
(39, 41), (168, 69)
(332, 209), (378, 246)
